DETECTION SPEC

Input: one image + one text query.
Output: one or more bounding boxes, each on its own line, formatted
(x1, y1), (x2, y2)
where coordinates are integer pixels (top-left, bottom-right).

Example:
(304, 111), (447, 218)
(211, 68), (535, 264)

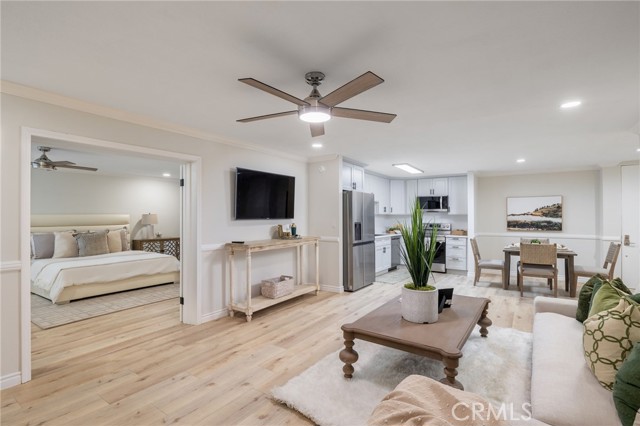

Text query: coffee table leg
(478, 303), (492, 338)
(339, 331), (359, 378)
(440, 357), (463, 390)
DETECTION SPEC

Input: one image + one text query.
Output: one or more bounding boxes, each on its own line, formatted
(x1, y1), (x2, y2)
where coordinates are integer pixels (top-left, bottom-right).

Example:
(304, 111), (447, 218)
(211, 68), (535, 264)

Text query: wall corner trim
(1, 372), (22, 390)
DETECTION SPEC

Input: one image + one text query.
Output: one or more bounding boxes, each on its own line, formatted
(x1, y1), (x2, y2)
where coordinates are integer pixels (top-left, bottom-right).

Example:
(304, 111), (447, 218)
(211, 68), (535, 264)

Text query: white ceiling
(3, 1), (639, 178)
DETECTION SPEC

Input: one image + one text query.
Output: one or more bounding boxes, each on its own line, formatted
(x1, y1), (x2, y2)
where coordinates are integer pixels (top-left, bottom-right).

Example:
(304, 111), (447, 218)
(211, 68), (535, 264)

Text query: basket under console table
(225, 237), (320, 322)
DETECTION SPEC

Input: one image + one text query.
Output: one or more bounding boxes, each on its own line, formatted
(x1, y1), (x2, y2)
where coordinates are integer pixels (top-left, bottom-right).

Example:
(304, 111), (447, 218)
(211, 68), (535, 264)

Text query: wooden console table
(225, 237), (320, 322)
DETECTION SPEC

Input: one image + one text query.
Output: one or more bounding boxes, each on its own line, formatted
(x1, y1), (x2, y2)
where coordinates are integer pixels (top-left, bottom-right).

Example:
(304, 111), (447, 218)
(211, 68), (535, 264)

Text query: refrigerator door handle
(354, 222), (362, 241)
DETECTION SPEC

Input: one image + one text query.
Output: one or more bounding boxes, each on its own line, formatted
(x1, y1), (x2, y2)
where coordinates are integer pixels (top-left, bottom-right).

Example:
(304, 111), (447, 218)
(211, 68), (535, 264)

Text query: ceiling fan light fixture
(393, 163), (423, 174)
(298, 105), (331, 123)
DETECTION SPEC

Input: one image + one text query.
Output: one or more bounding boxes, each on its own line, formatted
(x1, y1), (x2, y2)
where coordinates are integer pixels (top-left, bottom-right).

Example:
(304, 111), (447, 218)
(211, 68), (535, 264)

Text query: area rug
(272, 326), (532, 426)
(31, 283), (179, 329)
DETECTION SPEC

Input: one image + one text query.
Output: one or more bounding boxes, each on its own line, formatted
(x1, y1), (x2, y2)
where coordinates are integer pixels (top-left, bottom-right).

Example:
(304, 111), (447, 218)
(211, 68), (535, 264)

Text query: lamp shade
(141, 213), (158, 225)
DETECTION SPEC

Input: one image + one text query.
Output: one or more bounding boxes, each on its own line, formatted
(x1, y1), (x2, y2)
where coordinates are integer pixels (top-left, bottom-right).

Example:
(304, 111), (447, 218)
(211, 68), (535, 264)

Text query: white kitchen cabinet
(448, 176), (468, 215)
(418, 178), (448, 196)
(445, 236), (467, 271)
(389, 180), (406, 214)
(367, 173), (391, 214)
(375, 237), (392, 273)
(342, 163), (365, 191)
(405, 179), (418, 212)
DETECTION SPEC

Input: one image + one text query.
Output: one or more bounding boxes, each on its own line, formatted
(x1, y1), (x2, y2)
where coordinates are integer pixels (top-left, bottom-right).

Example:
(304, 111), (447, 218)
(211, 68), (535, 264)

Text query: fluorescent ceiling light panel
(560, 100), (582, 109)
(393, 163), (423, 174)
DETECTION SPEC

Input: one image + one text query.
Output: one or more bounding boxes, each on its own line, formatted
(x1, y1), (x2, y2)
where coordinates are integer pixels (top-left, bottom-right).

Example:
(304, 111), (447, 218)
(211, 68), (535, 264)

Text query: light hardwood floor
(1, 271), (574, 425)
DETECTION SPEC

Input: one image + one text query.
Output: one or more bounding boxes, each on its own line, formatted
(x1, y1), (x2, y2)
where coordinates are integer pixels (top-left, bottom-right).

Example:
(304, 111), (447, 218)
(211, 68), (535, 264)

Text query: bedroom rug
(31, 283), (179, 329)
(272, 326), (532, 426)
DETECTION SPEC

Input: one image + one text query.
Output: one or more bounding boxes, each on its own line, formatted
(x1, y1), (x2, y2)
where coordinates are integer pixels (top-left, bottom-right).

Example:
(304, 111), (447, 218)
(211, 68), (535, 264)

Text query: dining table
(502, 244), (578, 297)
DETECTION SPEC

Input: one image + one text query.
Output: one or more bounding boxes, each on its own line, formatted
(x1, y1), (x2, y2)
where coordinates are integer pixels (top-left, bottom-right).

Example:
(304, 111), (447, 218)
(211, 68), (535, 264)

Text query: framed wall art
(506, 196), (562, 231)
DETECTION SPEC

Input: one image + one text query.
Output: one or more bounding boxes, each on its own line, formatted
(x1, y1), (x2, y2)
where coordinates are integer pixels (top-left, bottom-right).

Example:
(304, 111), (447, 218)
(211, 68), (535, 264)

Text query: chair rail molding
(1, 261), (22, 272)
(474, 232), (620, 241)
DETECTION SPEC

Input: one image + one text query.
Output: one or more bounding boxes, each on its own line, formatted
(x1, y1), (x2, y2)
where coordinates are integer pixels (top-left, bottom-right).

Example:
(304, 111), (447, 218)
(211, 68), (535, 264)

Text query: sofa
(368, 296), (628, 426)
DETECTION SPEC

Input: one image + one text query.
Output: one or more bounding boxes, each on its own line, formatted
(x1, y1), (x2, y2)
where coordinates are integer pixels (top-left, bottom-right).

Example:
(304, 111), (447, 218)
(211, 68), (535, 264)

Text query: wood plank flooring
(1, 272), (574, 426)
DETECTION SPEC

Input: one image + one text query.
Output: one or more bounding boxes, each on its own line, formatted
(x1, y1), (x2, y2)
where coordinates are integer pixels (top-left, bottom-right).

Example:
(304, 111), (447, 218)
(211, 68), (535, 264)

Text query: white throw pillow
(52, 231), (78, 258)
(107, 229), (123, 253)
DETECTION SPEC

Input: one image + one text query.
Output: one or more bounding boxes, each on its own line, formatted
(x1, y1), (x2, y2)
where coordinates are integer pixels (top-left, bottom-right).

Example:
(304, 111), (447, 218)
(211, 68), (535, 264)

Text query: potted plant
(398, 198), (440, 323)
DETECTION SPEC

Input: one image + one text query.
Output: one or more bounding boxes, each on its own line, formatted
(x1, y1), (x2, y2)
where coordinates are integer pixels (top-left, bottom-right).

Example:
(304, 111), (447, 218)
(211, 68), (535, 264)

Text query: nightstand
(132, 237), (180, 260)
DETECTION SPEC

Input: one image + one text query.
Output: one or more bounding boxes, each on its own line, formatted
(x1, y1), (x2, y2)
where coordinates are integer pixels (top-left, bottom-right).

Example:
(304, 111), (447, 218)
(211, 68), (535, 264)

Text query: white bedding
(31, 251), (180, 303)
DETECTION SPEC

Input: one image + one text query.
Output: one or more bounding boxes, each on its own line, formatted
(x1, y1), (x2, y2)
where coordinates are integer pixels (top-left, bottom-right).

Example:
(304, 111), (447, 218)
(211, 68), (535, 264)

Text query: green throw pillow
(583, 297), (640, 390)
(630, 293), (640, 304)
(577, 275), (605, 322)
(613, 343), (640, 426)
(588, 280), (631, 318)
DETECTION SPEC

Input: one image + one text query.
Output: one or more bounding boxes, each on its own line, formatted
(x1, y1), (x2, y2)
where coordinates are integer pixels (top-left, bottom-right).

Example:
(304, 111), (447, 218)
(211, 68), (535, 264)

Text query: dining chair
(470, 238), (505, 286)
(572, 242), (621, 289)
(518, 243), (558, 297)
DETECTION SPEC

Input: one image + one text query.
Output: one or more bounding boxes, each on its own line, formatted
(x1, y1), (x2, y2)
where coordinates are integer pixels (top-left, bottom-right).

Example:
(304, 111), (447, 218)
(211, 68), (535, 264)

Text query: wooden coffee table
(339, 294), (491, 390)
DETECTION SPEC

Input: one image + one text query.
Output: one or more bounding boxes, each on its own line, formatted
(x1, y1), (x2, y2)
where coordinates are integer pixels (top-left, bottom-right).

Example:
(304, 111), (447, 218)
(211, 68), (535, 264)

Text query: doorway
(621, 163), (639, 288)
(20, 127), (202, 383)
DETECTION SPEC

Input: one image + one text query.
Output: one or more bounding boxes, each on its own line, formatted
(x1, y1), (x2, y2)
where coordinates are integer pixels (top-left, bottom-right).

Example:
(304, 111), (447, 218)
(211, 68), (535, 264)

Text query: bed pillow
(52, 231), (78, 258)
(107, 229), (123, 253)
(120, 228), (130, 251)
(76, 230), (109, 257)
(31, 233), (55, 259)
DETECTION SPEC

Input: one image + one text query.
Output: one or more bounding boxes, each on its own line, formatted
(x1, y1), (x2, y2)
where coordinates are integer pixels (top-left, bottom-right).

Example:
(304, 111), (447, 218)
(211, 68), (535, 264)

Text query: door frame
(20, 127), (202, 383)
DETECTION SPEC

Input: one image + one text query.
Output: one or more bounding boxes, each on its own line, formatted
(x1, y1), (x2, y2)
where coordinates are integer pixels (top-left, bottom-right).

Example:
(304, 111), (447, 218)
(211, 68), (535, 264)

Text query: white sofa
(531, 296), (620, 426)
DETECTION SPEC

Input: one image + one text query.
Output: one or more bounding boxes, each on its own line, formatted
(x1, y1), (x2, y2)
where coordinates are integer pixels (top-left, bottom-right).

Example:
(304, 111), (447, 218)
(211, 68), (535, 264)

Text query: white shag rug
(272, 326), (532, 426)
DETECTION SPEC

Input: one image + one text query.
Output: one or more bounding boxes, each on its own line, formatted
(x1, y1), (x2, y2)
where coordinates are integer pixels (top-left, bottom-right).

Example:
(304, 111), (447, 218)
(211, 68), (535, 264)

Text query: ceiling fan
(31, 146), (98, 172)
(237, 71), (397, 137)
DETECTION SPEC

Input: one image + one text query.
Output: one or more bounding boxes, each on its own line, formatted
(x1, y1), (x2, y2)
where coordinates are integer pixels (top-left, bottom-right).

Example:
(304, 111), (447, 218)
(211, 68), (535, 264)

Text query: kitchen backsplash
(375, 212), (468, 234)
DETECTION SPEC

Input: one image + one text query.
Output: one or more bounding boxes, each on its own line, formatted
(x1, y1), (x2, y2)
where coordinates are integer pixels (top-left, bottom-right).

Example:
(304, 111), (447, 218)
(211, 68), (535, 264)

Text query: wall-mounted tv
(234, 168), (295, 220)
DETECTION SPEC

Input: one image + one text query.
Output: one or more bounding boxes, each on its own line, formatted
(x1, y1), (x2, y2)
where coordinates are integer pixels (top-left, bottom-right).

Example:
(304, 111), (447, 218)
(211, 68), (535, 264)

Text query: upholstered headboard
(31, 214), (130, 233)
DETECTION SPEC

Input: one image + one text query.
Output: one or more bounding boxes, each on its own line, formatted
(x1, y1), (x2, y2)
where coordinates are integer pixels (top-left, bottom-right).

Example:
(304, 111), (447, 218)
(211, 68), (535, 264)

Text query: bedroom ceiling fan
(31, 146), (98, 172)
(237, 71), (397, 137)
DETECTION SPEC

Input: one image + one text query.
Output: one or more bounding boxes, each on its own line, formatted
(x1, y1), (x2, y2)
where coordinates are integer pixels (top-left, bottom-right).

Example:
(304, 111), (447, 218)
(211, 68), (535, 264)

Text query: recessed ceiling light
(393, 163), (423, 174)
(516, 158), (526, 163)
(311, 142), (323, 149)
(162, 173), (171, 177)
(560, 100), (582, 109)
(636, 148), (640, 152)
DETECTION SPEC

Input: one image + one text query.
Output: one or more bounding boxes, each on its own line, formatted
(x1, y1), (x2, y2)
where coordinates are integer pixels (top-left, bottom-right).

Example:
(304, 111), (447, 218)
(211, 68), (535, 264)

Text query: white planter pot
(401, 286), (439, 324)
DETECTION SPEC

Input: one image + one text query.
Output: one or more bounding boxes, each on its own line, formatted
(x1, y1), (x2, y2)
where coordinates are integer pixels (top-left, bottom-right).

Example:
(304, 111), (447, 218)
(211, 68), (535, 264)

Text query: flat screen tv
(234, 168), (295, 220)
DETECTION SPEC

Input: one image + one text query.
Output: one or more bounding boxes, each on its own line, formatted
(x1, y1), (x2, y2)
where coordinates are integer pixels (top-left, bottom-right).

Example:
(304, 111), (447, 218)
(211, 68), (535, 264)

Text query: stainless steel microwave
(417, 196), (449, 212)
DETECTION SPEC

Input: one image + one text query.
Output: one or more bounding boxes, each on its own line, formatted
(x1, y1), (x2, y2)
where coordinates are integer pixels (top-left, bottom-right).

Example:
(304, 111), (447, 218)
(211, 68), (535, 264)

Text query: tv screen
(234, 168), (295, 220)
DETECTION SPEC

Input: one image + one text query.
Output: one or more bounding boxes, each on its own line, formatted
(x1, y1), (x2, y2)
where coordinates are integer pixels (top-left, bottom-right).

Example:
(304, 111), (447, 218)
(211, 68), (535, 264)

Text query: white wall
(0, 92), (311, 385)
(473, 170), (614, 279)
(31, 171), (181, 238)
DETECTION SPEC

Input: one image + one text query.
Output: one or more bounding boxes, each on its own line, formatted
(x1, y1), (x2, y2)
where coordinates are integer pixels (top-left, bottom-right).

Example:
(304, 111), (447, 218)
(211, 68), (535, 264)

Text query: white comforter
(31, 251), (180, 302)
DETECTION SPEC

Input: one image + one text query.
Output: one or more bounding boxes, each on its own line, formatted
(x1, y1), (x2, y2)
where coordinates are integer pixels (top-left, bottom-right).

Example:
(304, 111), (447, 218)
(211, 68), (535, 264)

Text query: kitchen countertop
(375, 234), (401, 240)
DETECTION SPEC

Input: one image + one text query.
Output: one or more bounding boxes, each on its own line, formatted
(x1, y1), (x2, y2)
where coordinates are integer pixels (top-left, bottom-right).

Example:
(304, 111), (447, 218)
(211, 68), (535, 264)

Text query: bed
(30, 214), (180, 304)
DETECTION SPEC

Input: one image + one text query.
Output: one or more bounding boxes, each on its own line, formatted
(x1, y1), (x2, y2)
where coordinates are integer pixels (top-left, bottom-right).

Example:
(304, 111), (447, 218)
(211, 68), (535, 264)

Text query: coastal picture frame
(506, 196), (562, 231)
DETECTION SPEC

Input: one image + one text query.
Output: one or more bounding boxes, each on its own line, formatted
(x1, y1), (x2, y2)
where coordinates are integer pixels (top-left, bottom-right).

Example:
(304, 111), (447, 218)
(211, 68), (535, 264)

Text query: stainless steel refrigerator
(343, 190), (376, 292)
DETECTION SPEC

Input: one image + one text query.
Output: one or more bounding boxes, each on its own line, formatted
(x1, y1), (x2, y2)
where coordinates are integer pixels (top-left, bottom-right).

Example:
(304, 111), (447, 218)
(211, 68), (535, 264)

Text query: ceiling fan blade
(332, 107), (397, 123)
(319, 71), (384, 107)
(237, 110), (298, 123)
(310, 123), (325, 138)
(239, 78), (310, 107)
(56, 164), (98, 172)
(49, 160), (76, 166)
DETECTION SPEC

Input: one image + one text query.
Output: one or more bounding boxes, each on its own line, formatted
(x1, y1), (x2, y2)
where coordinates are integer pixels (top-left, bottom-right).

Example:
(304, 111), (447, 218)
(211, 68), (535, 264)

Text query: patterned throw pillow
(613, 343), (640, 426)
(75, 230), (109, 257)
(52, 231), (78, 258)
(583, 297), (640, 390)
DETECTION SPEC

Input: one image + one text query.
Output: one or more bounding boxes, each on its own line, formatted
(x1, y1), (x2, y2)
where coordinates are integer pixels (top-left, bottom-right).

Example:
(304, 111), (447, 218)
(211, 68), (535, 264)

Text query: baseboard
(1, 372), (22, 389)
(320, 284), (344, 293)
(200, 307), (229, 323)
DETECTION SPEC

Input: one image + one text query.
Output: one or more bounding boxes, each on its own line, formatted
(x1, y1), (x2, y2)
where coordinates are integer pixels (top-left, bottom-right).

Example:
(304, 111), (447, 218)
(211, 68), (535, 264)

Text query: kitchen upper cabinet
(405, 179), (418, 212)
(448, 176), (468, 215)
(343, 163), (365, 191)
(389, 180), (406, 214)
(417, 178), (448, 196)
(366, 173), (391, 214)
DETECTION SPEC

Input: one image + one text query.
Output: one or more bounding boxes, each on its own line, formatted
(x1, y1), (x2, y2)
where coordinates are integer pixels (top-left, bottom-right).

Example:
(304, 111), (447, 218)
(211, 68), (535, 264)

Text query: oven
(425, 223), (451, 273)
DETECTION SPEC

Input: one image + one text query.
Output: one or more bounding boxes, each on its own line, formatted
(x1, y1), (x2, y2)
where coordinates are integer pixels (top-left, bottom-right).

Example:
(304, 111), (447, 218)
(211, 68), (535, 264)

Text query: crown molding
(1, 80), (307, 163)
